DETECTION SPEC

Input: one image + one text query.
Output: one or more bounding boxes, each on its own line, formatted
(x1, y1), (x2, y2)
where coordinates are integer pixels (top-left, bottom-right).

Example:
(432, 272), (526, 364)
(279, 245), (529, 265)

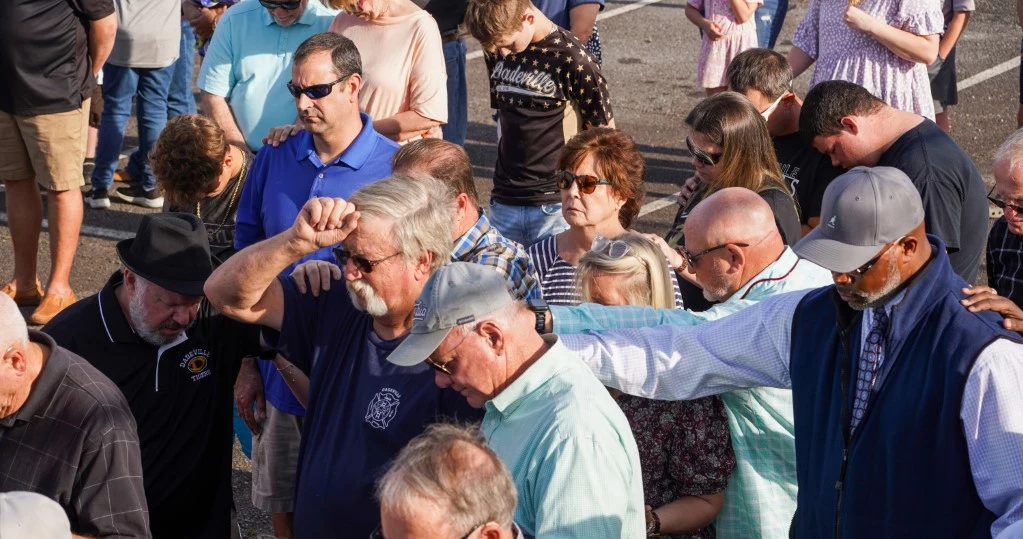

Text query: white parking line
(466, 0), (669, 61)
(958, 56), (1021, 92)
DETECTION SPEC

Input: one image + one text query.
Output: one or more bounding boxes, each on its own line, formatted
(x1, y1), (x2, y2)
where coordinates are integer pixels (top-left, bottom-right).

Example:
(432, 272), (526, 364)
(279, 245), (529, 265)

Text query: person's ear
(2, 346), (28, 376)
(478, 522), (504, 539)
(840, 115), (859, 136)
(123, 269), (137, 294)
(898, 234), (920, 261)
(345, 73), (363, 103)
(726, 243), (746, 274)
(414, 252), (433, 280)
(781, 91), (797, 109)
(477, 320), (505, 356)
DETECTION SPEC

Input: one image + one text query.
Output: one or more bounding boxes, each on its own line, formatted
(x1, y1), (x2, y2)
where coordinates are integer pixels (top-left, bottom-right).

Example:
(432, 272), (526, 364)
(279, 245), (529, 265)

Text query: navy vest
(788, 237), (1016, 538)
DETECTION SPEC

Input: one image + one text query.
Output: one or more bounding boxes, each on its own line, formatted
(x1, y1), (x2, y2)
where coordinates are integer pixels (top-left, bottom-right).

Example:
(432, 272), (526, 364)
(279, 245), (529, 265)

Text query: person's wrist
(646, 509), (661, 536)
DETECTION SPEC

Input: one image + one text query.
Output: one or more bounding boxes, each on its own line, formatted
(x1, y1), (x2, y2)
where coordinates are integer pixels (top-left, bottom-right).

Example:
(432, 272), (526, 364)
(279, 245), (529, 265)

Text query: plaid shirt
(986, 217), (1023, 308)
(0, 331), (149, 539)
(452, 212), (540, 300)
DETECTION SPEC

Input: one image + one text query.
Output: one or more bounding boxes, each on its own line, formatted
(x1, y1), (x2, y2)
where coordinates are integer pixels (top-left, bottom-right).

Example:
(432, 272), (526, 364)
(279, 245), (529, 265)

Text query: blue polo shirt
(235, 112), (399, 415)
(534, 0), (603, 32)
(275, 276), (481, 539)
(197, 0), (338, 151)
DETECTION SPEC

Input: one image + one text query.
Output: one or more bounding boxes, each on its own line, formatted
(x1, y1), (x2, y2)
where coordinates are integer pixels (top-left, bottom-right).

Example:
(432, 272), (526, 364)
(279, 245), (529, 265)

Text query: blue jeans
(441, 37), (468, 145)
(488, 199), (569, 247)
(91, 63), (174, 191)
(754, 0), (788, 49)
(168, 19), (197, 119)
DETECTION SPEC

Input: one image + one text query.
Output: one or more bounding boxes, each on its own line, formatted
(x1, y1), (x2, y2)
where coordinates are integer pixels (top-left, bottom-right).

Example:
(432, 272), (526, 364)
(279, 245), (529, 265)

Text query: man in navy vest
(557, 166), (1023, 538)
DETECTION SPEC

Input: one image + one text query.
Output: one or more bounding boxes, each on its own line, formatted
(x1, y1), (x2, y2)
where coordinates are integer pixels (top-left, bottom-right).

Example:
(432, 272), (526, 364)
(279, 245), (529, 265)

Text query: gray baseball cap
(794, 166), (924, 273)
(0, 492), (71, 539)
(387, 262), (514, 367)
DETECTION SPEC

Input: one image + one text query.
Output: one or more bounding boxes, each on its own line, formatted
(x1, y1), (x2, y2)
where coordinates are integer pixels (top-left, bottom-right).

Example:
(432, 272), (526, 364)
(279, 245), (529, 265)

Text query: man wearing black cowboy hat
(43, 212), (262, 539)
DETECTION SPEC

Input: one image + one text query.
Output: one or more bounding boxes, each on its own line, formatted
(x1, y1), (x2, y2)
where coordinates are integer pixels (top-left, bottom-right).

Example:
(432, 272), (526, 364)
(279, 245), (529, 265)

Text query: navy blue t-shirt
(276, 276), (482, 539)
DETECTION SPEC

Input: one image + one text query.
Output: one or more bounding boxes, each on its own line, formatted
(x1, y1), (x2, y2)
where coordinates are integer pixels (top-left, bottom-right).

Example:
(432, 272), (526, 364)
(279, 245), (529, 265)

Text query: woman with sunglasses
(576, 232), (734, 539)
(324, 0), (447, 142)
(528, 128), (684, 306)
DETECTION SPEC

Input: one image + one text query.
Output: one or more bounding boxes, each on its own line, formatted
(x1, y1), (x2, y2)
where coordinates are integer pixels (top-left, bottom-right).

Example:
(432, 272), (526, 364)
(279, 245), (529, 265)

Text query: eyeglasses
(591, 234), (633, 259)
(679, 242), (749, 267)
(847, 236), (904, 276)
(287, 76), (348, 100)
(369, 522), (484, 539)
(424, 327), (477, 375)
(988, 186), (1023, 215)
(259, 0), (302, 10)
(332, 247), (400, 274)
(760, 92), (786, 120)
(686, 136), (723, 167)
(553, 170), (612, 194)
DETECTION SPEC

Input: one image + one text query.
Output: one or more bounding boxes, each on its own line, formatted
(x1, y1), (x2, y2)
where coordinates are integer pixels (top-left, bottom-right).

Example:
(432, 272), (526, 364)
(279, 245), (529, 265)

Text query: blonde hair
(464, 0), (531, 52)
(577, 233), (676, 309)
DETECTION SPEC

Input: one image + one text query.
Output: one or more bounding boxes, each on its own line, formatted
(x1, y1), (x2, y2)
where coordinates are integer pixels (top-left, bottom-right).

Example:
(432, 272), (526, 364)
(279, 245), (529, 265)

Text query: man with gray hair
(0, 295), (148, 539)
(386, 262), (645, 538)
(986, 128), (1023, 309)
(205, 176), (482, 539)
(376, 423), (523, 539)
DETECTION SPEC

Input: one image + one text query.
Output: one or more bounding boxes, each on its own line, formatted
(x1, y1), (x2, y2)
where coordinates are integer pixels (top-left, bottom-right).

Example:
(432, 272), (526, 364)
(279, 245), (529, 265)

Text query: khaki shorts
(250, 401), (303, 513)
(0, 98), (90, 191)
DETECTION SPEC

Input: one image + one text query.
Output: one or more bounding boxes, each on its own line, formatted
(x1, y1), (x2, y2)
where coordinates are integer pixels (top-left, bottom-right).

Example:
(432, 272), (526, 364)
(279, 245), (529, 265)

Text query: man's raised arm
(204, 197), (359, 330)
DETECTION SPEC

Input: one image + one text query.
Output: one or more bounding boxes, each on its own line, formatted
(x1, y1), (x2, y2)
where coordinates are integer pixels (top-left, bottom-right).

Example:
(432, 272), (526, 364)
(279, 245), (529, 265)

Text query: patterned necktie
(850, 307), (890, 434)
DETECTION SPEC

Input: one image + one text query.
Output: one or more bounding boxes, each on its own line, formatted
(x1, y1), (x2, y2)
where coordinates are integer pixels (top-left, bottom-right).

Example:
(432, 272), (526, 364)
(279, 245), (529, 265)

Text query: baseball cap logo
(413, 301), (427, 322)
(828, 215), (837, 229)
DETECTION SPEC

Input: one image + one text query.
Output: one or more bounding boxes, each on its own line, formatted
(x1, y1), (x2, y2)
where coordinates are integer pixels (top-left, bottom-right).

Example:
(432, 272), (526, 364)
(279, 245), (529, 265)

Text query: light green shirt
(551, 248), (833, 538)
(483, 335), (646, 539)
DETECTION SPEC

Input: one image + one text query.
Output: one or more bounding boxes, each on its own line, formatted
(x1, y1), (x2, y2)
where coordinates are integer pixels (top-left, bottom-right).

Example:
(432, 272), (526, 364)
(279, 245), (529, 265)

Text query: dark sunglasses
(847, 236), (904, 276)
(686, 136), (723, 167)
(332, 247), (400, 274)
(680, 242), (749, 267)
(553, 170), (612, 194)
(591, 234), (633, 259)
(259, 0), (302, 10)
(988, 186), (1023, 215)
(287, 76), (348, 100)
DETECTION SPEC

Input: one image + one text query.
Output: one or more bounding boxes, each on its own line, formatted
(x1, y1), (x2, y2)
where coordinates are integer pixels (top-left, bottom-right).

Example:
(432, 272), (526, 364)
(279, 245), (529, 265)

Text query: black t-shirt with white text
(773, 132), (844, 224)
(487, 27), (614, 205)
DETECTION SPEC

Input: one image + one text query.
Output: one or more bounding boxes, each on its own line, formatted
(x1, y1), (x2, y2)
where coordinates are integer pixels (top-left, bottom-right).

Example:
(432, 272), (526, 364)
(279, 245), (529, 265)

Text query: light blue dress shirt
(197, 0), (338, 151)
(551, 248), (833, 539)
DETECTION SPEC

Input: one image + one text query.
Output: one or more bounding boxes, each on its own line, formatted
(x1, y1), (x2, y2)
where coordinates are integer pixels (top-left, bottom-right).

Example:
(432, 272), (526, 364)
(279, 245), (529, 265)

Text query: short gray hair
(377, 423), (517, 532)
(350, 175), (454, 273)
(995, 128), (1023, 174)
(0, 295), (29, 351)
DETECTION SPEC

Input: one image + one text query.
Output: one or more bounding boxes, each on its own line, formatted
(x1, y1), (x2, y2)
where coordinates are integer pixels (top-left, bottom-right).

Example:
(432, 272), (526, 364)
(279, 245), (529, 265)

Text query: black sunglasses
(680, 242), (749, 267)
(259, 0), (302, 10)
(332, 247), (400, 274)
(686, 136), (722, 167)
(287, 76), (348, 100)
(988, 186), (1023, 215)
(553, 170), (612, 194)
(848, 236), (904, 276)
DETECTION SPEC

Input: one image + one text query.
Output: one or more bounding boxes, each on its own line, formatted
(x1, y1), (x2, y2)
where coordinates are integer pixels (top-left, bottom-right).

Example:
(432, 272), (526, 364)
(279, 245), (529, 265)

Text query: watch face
(527, 298), (548, 311)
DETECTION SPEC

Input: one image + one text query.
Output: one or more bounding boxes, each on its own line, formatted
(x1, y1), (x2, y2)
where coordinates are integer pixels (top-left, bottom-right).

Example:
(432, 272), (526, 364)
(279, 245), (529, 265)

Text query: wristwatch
(526, 298), (549, 334)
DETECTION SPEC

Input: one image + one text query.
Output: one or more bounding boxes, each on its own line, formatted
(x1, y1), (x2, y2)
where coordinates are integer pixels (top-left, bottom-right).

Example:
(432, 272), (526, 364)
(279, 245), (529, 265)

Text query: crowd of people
(2, 0), (1023, 538)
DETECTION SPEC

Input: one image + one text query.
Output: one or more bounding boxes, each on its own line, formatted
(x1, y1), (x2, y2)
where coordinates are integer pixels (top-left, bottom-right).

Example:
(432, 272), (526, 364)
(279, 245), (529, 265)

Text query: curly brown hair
(557, 127), (646, 228)
(150, 114), (229, 207)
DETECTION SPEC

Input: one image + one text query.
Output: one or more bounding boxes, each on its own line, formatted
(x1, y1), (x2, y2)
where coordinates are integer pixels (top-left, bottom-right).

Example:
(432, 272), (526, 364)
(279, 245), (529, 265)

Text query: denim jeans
(168, 19), (197, 119)
(754, 0), (788, 49)
(441, 37), (468, 145)
(488, 199), (569, 247)
(91, 62), (174, 191)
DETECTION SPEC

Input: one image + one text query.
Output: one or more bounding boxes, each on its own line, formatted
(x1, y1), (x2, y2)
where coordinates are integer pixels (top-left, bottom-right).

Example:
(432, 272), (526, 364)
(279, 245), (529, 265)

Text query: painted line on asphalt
(958, 56), (1021, 92)
(638, 192), (680, 217)
(0, 213), (135, 241)
(466, 0), (668, 61)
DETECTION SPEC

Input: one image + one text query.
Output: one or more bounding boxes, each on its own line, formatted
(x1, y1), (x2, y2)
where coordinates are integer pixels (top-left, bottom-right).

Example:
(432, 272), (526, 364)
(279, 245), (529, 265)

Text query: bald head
(686, 187), (781, 246)
(0, 295), (28, 351)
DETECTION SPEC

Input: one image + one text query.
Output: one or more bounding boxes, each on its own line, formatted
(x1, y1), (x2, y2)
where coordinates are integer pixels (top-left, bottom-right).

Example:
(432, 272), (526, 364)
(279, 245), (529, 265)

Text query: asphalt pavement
(2, 0), (1020, 303)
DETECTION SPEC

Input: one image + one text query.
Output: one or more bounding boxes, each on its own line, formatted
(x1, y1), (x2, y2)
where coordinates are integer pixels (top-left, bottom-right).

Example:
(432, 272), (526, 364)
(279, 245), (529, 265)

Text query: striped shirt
(528, 234), (685, 307)
(986, 217), (1023, 308)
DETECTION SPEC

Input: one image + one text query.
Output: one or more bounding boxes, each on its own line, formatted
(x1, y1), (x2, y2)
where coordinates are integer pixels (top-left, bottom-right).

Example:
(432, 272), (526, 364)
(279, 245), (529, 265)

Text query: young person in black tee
(151, 114), (251, 262)
(464, 0), (614, 247)
(800, 80), (988, 284)
(727, 48), (844, 236)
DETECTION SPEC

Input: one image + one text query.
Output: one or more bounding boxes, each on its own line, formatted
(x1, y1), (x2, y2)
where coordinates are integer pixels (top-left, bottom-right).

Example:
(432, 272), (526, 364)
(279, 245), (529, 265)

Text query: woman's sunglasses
(287, 76), (348, 100)
(553, 170), (612, 194)
(332, 247), (400, 274)
(591, 235), (633, 259)
(686, 136), (722, 167)
(259, 0), (302, 10)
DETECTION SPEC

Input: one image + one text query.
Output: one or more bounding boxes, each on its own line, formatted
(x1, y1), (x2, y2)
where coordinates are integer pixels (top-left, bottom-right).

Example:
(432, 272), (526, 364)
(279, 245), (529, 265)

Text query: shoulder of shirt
(970, 337), (1023, 384)
(52, 348), (139, 437)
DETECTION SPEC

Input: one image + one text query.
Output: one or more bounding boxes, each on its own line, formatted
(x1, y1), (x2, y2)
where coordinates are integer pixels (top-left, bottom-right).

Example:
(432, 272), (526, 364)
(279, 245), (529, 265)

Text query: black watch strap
(534, 309), (546, 334)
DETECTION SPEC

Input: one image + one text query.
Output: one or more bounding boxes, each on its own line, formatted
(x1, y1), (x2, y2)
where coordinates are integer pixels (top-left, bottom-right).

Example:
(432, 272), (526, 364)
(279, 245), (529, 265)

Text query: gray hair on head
(0, 295), (29, 351)
(350, 175), (455, 273)
(995, 128), (1023, 174)
(377, 423), (517, 533)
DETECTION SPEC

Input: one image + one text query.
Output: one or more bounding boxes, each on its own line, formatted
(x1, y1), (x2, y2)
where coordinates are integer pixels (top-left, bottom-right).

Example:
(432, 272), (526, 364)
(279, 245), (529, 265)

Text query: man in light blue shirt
(388, 262), (645, 538)
(198, 0), (337, 152)
(546, 188), (832, 539)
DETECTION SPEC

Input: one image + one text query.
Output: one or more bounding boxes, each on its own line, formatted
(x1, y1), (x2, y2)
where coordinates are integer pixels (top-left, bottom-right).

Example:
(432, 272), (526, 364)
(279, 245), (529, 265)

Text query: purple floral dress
(616, 393), (735, 539)
(792, 0), (944, 119)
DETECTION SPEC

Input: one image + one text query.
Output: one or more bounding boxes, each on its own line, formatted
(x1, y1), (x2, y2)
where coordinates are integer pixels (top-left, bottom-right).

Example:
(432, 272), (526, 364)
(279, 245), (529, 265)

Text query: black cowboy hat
(115, 213), (213, 296)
